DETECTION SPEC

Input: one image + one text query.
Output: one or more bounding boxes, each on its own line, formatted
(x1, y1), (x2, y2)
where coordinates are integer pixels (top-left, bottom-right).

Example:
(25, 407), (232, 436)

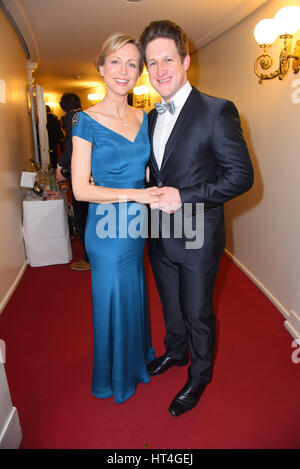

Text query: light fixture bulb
(254, 18), (279, 45)
(133, 85), (148, 95)
(274, 6), (300, 35)
(88, 93), (99, 101)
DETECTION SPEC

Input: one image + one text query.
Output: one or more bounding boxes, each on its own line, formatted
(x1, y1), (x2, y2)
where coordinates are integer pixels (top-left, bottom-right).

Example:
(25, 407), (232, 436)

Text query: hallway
(0, 241), (299, 449)
(1, 0), (300, 450)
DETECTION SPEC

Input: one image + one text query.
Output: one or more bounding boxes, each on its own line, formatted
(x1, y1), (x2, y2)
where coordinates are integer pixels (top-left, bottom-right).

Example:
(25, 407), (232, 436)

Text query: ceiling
(3, 0), (267, 93)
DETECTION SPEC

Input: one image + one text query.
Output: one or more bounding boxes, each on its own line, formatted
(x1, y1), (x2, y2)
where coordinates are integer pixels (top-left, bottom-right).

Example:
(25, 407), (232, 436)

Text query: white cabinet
(22, 198), (72, 267)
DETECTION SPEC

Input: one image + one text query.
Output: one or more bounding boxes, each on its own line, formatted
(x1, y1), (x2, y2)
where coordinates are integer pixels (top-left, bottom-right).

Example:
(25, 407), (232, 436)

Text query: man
(46, 105), (63, 169)
(56, 93), (90, 271)
(140, 21), (254, 417)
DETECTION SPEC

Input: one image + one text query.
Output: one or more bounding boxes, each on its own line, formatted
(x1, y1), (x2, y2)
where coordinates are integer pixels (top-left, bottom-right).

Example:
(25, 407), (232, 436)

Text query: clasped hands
(87, 175), (182, 214)
(148, 186), (182, 214)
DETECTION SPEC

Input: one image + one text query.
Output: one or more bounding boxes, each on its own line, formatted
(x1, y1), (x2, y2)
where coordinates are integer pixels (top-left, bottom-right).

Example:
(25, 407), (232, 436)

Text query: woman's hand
(134, 187), (160, 205)
(56, 166), (66, 182)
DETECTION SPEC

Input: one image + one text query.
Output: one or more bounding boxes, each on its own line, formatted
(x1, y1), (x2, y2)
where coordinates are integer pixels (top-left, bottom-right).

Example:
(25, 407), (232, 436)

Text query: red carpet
(0, 239), (299, 449)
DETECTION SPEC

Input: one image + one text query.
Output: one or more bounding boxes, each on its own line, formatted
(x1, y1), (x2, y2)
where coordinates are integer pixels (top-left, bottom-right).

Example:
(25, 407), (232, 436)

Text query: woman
(56, 94), (90, 271)
(71, 33), (159, 404)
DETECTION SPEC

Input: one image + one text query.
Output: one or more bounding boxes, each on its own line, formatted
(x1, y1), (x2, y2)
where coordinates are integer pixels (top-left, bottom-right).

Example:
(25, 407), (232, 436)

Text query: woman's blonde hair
(95, 32), (144, 75)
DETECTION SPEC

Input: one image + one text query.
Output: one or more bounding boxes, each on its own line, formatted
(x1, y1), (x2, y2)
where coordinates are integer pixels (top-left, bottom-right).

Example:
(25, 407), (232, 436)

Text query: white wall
(0, 7), (33, 312)
(189, 0), (300, 336)
(0, 5), (34, 448)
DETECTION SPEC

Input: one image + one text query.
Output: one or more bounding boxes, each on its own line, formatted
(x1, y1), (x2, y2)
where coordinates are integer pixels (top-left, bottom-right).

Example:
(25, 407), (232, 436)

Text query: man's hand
(149, 186), (182, 214)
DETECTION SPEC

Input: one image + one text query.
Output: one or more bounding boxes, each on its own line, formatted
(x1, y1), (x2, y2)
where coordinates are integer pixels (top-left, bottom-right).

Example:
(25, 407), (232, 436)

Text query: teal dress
(72, 111), (155, 404)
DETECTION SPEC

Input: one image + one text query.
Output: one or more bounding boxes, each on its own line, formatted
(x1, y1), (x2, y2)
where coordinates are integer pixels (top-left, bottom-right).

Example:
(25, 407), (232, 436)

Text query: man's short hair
(140, 20), (189, 63)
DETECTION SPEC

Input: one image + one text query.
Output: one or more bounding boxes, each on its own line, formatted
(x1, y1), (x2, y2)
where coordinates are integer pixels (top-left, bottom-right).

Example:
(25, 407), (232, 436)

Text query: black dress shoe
(147, 352), (189, 376)
(168, 378), (207, 417)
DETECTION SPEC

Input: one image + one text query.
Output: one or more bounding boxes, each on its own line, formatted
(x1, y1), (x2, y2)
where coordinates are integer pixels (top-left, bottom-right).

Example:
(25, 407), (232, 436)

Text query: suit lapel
(148, 110), (159, 171)
(160, 87), (198, 172)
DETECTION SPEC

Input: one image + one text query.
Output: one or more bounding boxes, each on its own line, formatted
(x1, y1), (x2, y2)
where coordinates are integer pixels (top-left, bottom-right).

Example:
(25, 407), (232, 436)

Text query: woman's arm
(71, 136), (159, 205)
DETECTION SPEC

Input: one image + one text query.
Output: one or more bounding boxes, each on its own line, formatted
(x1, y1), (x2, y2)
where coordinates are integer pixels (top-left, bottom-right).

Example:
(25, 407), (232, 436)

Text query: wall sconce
(254, 6), (300, 83)
(133, 85), (150, 109)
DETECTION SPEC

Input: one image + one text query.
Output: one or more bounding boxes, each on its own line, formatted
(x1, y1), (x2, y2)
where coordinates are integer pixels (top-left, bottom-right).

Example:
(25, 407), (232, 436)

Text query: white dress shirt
(153, 81), (192, 170)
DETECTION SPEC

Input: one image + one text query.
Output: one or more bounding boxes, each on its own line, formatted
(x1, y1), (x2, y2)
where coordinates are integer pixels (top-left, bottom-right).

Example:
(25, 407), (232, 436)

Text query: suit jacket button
(158, 182), (163, 187)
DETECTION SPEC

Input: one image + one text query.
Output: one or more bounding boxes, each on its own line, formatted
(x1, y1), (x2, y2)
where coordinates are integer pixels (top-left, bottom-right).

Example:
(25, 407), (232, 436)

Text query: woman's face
(100, 43), (140, 96)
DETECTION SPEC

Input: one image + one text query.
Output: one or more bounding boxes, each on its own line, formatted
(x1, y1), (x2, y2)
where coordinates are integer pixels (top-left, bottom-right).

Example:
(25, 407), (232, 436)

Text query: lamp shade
(254, 18), (279, 45)
(274, 6), (300, 35)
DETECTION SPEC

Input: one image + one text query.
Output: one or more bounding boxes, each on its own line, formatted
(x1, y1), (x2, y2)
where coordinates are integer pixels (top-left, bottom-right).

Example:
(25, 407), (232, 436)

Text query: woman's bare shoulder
(130, 106), (144, 124)
(82, 103), (105, 121)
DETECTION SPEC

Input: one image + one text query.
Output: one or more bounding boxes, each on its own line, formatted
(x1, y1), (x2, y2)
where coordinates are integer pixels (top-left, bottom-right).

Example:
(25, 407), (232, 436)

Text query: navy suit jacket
(148, 86), (254, 260)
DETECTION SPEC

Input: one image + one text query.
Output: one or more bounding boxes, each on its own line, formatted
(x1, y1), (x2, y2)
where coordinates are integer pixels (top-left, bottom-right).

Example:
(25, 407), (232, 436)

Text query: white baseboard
(0, 407), (22, 449)
(225, 249), (290, 320)
(0, 261), (27, 314)
(284, 310), (300, 340)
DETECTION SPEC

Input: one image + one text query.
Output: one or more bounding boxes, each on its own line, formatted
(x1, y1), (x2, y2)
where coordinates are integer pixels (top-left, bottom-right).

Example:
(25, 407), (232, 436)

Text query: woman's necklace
(103, 102), (129, 127)
(122, 110), (129, 127)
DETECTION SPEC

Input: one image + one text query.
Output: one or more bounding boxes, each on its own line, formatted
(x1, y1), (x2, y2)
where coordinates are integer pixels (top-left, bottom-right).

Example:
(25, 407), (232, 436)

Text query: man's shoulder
(189, 87), (237, 118)
(191, 87), (230, 107)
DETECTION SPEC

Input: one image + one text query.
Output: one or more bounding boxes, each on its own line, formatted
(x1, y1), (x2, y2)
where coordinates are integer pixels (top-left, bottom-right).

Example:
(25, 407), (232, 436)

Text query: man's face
(145, 37), (190, 102)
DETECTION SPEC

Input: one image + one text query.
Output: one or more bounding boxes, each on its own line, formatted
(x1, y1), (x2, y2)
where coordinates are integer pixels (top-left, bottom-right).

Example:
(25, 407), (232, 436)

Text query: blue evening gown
(72, 110), (155, 404)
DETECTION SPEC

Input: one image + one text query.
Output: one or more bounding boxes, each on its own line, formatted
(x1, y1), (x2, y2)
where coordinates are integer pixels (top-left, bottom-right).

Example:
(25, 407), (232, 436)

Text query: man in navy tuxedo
(140, 20), (254, 417)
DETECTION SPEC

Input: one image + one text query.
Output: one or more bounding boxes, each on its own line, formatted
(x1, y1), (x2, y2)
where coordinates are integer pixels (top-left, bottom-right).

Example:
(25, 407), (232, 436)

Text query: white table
(22, 198), (72, 267)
